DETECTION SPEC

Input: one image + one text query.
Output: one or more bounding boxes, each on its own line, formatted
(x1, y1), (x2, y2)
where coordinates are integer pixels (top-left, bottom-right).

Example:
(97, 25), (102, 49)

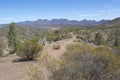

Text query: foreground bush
(17, 39), (43, 60)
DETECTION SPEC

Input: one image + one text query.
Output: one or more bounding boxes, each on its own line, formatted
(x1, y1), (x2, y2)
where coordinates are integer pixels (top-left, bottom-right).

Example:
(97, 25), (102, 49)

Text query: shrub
(17, 39), (43, 60)
(0, 48), (3, 56)
(46, 34), (55, 43)
(52, 44), (60, 50)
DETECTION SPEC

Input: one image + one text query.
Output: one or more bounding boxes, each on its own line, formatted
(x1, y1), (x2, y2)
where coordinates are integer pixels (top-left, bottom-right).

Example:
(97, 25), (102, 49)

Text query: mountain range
(16, 19), (110, 28)
(1, 17), (120, 28)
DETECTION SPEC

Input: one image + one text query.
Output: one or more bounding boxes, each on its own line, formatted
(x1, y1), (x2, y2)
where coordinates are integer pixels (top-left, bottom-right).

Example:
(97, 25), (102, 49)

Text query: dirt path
(0, 55), (34, 80)
(44, 38), (74, 59)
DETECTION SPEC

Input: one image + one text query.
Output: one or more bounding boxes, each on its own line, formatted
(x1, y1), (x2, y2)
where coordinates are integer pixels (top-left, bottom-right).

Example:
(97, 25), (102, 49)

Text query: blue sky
(0, 0), (120, 24)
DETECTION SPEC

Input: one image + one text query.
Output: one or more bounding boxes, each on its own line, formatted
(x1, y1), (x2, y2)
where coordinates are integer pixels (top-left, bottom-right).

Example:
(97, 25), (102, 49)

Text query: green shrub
(52, 44), (60, 50)
(17, 39), (43, 60)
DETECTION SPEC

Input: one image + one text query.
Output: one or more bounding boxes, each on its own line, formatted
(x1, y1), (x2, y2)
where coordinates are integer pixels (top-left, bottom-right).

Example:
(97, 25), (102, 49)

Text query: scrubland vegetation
(30, 43), (120, 80)
(0, 22), (120, 80)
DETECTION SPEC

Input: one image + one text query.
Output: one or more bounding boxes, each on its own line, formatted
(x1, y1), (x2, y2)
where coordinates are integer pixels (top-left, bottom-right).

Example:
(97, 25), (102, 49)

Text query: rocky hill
(101, 17), (120, 27)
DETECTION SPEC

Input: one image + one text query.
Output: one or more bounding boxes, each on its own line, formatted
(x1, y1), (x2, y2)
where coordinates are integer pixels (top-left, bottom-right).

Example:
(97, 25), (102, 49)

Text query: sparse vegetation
(30, 43), (120, 80)
(1, 1), (120, 80)
(1, 25), (120, 80)
(45, 29), (72, 43)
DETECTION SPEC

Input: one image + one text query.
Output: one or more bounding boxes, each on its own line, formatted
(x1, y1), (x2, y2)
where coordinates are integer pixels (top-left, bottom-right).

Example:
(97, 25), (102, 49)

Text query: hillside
(0, 26), (47, 40)
(99, 17), (120, 28)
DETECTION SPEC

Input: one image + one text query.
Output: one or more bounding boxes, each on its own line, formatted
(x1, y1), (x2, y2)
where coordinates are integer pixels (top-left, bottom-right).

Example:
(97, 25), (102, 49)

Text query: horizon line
(0, 17), (119, 25)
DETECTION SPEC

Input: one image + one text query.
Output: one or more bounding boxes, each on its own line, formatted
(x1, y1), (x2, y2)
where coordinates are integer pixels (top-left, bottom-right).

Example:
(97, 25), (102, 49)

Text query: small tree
(94, 33), (104, 45)
(17, 39), (42, 60)
(114, 37), (120, 47)
(8, 22), (20, 54)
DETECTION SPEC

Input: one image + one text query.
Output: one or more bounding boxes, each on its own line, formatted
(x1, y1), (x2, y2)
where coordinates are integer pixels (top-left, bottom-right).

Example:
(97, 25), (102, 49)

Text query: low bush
(17, 39), (43, 60)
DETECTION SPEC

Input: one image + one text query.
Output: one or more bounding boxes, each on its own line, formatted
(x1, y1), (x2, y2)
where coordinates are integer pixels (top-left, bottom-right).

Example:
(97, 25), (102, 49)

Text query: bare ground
(0, 55), (31, 80)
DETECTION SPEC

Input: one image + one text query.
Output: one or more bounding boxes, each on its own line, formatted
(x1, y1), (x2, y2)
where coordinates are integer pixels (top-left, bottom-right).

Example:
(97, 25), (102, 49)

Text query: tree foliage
(8, 22), (20, 54)
(94, 33), (105, 45)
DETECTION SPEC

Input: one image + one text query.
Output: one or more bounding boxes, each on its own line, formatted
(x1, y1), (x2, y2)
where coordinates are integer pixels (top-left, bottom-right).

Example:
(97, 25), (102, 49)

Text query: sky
(0, 0), (120, 24)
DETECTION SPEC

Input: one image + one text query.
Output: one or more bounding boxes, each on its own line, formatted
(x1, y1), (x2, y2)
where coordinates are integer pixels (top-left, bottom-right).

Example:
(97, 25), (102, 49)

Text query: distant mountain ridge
(1, 17), (120, 28)
(16, 19), (110, 27)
